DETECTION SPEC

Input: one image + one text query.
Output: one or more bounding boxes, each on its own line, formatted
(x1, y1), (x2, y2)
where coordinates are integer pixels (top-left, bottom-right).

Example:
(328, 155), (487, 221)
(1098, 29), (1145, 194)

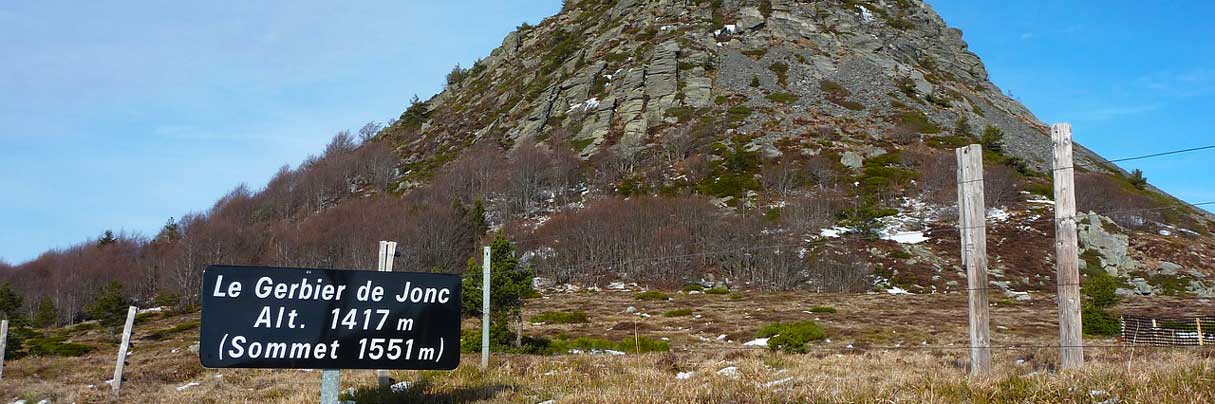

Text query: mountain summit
(385, 0), (1103, 175)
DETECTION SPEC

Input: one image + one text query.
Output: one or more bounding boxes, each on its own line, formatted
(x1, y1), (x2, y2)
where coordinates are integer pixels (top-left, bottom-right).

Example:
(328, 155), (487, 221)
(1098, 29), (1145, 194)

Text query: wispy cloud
(1087, 104), (1161, 121)
(1138, 69), (1215, 96)
(1019, 32), (1034, 40)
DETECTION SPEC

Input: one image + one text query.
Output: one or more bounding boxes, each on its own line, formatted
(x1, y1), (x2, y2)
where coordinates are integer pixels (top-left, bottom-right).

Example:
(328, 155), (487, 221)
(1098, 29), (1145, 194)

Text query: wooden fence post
(0, 319), (8, 380)
(1052, 123), (1085, 369)
(1197, 318), (1205, 346)
(113, 306), (137, 395)
(481, 245), (491, 370)
(956, 144), (992, 376)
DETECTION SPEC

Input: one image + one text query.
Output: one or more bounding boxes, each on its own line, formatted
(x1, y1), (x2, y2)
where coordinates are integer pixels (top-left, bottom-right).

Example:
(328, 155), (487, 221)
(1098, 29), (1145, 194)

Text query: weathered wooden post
(481, 245), (491, 369)
(1197, 318), (1205, 346)
(113, 306), (137, 395)
(0, 319), (8, 380)
(376, 241), (398, 387)
(956, 144), (992, 376)
(1052, 123), (1085, 368)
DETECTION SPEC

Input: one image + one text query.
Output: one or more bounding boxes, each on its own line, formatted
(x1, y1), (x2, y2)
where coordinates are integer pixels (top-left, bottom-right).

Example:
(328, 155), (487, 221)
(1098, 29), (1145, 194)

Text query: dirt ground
(2, 290), (1213, 403)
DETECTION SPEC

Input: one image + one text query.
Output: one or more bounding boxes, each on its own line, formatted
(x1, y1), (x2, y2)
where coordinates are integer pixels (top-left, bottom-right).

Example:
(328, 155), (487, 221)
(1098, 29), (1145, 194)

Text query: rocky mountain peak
(385, 0), (1106, 176)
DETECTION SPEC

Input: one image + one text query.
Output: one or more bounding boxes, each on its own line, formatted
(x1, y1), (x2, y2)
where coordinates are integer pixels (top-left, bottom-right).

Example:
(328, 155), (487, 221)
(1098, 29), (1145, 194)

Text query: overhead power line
(1104, 145), (1215, 164)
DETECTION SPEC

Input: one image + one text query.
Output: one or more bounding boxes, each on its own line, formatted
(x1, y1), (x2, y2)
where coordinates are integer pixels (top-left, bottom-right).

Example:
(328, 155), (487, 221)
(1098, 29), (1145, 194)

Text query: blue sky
(1, 1), (1212, 264)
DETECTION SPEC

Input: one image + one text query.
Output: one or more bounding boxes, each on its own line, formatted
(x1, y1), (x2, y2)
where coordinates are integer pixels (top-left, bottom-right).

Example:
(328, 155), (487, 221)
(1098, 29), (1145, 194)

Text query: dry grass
(3, 292), (1214, 403)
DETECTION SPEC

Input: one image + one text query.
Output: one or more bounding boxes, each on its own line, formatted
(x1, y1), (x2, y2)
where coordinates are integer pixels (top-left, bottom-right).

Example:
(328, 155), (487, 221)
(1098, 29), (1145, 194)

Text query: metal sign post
(320, 369), (340, 404)
(376, 241), (398, 387)
(481, 246), (491, 369)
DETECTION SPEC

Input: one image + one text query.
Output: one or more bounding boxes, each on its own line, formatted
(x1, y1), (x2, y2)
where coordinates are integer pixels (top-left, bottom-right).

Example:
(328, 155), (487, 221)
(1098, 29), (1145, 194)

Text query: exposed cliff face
(384, 0), (1106, 176)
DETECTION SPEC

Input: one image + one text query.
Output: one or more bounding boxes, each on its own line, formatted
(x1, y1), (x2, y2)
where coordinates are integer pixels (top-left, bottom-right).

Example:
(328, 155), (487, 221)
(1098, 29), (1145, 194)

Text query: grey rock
(736, 7), (765, 32)
(1077, 213), (1138, 275)
(576, 97), (616, 155)
(1159, 261), (1183, 276)
(1128, 278), (1155, 295)
(685, 72), (713, 108)
(645, 41), (681, 121)
(841, 151), (864, 169)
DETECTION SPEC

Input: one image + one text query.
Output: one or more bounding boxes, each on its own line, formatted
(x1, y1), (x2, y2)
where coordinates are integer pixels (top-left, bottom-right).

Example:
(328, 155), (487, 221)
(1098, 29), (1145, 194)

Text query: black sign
(199, 265), (461, 370)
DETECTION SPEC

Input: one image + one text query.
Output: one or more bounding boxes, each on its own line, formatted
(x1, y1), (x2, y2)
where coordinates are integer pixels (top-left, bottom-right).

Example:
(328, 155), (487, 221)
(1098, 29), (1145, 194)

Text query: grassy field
(2, 290), (1214, 403)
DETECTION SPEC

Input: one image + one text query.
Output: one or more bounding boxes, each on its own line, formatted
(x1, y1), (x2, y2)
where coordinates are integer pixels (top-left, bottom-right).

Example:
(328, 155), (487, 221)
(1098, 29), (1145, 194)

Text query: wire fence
(1121, 315), (1215, 346)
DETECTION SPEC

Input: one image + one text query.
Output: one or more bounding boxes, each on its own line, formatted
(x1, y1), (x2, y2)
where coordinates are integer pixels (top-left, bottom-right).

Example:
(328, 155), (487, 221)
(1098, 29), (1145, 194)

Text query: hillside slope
(376, 0), (1215, 297)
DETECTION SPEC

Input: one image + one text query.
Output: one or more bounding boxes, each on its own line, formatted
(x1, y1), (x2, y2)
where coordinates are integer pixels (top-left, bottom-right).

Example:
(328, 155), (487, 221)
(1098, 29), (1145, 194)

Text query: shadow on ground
(343, 379), (516, 403)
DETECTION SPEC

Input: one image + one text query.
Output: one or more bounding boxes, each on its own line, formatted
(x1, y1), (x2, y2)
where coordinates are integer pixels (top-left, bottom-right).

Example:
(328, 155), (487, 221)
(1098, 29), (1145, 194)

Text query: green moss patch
(756, 321), (826, 353)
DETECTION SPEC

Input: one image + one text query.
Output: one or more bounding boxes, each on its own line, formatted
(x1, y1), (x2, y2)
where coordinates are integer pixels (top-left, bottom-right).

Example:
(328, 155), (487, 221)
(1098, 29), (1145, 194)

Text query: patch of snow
(886, 287), (912, 295)
(717, 366), (739, 378)
(716, 334), (728, 341)
(714, 24), (738, 36)
(1159, 229), (1172, 236)
(137, 306), (165, 314)
(858, 6), (875, 22)
(881, 231), (929, 244)
(743, 337), (771, 347)
(987, 207), (1011, 222)
(36, 400), (50, 404)
(625, 306), (637, 313)
(567, 98), (600, 113)
(604, 349), (626, 356)
(1026, 195), (1055, 205)
(676, 371), (694, 380)
(538, 400), (556, 404)
(819, 226), (851, 238)
(387, 381), (413, 393)
(608, 281), (627, 290)
(176, 381), (201, 391)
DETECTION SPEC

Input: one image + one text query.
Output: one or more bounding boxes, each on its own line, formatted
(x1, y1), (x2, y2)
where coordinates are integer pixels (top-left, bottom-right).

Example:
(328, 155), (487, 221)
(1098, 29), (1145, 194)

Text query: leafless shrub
(983, 164), (1021, 208)
(430, 141), (505, 204)
(805, 250), (873, 293)
(1076, 173), (1163, 229)
(781, 192), (844, 235)
(761, 157), (808, 198)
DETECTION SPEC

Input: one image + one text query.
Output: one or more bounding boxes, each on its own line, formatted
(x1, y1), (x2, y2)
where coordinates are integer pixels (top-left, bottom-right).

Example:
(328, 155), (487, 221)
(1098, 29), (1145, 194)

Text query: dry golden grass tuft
(2, 291), (1214, 403)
